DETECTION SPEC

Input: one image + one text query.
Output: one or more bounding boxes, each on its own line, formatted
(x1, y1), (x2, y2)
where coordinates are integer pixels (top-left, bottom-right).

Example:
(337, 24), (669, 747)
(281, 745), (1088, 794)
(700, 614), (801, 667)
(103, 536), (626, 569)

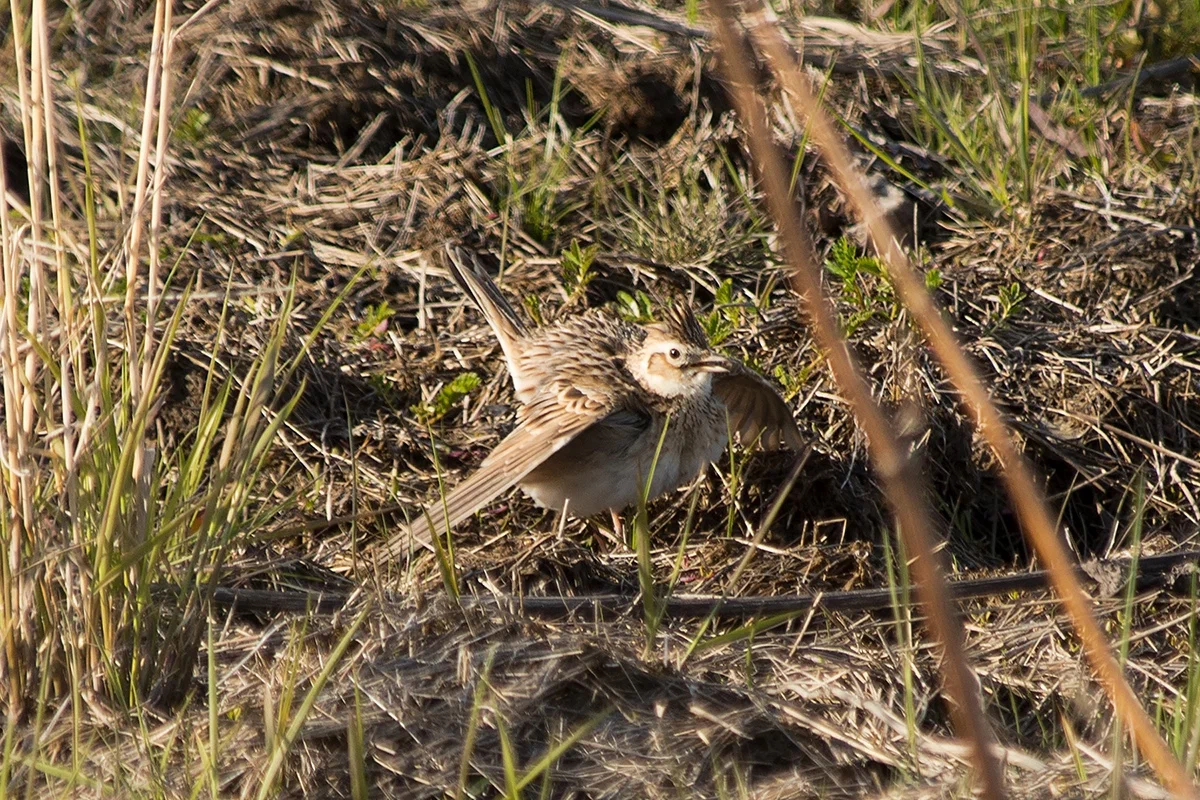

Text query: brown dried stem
(123, 0), (170, 403)
(707, 1), (1008, 795)
(741, 5), (1197, 797)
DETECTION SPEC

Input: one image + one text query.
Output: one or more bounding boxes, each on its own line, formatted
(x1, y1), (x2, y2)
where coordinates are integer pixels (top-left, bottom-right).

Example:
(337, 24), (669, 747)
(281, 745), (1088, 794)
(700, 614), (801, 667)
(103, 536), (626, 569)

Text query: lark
(386, 245), (804, 555)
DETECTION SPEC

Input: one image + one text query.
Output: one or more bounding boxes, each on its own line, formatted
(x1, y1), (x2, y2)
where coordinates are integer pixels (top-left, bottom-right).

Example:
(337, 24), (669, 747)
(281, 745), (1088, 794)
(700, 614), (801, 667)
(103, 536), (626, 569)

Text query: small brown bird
(386, 246), (804, 555)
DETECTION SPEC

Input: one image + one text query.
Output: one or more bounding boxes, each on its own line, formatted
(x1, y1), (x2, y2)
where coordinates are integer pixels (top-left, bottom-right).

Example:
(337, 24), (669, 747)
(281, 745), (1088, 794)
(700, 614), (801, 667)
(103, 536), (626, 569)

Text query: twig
(205, 549), (1200, 618)
(1039, 52), (1200, 104)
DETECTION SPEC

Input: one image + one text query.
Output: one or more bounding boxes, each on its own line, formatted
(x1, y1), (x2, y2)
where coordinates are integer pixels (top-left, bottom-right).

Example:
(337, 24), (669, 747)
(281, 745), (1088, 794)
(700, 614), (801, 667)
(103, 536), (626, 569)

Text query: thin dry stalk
(741, 6), (1197, 797)
(124, 0), (174, 615)
(29, 0), (71, 703)
(1, 0), (43, 709)
(707, 1), (1008, 796)
(34, 0), (77, 525)
(142, 0), (176, 402)
(0, 204), (25, 708)
(123, 0), (170, 402)
(18, 0), (46, 530)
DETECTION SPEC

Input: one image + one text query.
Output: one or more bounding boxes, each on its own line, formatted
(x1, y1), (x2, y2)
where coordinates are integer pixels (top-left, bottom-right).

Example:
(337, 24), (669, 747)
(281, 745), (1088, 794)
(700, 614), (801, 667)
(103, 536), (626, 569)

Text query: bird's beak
(688, 355), (731, 373)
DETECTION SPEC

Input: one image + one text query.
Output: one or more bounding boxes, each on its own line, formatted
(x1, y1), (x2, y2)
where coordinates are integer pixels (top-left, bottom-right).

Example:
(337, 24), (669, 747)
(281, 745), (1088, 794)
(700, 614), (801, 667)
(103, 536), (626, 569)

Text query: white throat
(630, 356), (712, 399)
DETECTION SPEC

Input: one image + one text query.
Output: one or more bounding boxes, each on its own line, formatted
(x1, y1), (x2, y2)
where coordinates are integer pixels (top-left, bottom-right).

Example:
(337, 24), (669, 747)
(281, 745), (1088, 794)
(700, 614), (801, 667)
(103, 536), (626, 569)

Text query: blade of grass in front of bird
(666, 488), (702, 594)
(678, 437), (810, 667)
(637, 414), (671, 658)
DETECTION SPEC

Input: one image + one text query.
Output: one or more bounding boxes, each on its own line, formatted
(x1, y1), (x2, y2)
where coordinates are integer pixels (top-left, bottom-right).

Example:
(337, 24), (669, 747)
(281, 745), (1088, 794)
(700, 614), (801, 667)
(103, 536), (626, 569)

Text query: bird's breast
(517, 395), (729, 518)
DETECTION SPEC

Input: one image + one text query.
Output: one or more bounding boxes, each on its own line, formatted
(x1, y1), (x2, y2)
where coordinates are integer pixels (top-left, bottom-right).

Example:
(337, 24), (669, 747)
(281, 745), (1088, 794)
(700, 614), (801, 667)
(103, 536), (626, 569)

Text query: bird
(384, 245), (805, 556)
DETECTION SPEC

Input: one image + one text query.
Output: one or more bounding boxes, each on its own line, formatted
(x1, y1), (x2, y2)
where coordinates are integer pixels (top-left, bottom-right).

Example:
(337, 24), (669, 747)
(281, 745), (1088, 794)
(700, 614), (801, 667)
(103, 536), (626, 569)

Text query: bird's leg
(609, 509), (624, 544)
(588, 510), (623, 553)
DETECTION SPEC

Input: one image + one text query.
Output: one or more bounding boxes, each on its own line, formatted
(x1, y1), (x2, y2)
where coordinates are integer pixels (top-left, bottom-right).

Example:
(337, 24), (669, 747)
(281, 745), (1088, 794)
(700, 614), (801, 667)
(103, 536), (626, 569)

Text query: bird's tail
(444, 245), (529, 357)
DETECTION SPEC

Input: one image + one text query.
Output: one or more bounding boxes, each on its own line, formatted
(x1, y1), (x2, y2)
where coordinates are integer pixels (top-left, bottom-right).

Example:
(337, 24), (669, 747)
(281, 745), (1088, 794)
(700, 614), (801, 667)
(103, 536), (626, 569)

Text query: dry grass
(2, 0), (1200, 797)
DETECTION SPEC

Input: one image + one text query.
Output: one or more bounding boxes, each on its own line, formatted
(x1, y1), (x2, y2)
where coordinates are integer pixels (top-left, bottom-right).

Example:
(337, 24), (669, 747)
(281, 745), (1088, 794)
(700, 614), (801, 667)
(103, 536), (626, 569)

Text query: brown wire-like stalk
(741, 7), (1197, 797)
(34, 0), (79, 529)
(1, 0), (44, 709)
(124, 0), (174, 619)
(707, 2), (1008, 795)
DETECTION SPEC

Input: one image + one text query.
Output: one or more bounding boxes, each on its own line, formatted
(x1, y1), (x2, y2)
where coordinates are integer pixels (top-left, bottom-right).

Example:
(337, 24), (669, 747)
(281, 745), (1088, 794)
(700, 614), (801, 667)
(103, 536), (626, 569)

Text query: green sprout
(353, 301), (396, 341)
(615, 289), (655, 323)
(561, 239), (599, 296)
(703, 279), (741, 346)
(412, 372), (482, 424)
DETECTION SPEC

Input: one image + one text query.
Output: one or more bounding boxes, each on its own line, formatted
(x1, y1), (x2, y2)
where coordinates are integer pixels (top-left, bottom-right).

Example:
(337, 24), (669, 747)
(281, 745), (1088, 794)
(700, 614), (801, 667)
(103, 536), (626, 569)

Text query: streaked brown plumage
(383, 245), (804, 555)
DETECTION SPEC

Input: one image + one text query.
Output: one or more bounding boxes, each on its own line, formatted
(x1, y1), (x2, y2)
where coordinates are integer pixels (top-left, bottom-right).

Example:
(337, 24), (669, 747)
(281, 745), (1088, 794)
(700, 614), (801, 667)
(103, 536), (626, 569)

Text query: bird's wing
(711, 363), (805, 450)
(382, 381), (617, 557)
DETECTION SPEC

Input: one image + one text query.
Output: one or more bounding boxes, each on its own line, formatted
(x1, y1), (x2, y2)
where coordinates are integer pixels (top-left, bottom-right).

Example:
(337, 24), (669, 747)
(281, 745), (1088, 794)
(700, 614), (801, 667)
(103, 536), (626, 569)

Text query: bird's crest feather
(652, 301), (709, 348)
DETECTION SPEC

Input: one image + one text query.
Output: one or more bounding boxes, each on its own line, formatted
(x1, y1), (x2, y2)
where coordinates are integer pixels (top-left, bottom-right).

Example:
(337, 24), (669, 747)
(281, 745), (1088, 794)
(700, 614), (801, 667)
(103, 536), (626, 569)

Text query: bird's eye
(668, 347), (681, 361)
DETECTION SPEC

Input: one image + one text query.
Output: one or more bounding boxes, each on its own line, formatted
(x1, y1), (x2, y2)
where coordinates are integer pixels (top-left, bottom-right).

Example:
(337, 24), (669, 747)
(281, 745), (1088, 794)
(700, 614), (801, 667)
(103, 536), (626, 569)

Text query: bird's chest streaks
(516, 394), (727, 517)
(639, 395), (727, 500)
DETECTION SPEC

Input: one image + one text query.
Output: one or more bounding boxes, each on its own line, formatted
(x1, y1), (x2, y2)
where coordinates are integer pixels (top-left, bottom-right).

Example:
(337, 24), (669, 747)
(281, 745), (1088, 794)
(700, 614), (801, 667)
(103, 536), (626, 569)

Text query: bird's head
(628, 303), (730, 398)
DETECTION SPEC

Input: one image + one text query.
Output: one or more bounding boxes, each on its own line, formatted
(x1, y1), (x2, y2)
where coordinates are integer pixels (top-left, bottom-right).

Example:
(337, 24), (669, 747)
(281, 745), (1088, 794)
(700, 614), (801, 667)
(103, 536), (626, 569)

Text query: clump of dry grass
(73, 584), (1197, 798)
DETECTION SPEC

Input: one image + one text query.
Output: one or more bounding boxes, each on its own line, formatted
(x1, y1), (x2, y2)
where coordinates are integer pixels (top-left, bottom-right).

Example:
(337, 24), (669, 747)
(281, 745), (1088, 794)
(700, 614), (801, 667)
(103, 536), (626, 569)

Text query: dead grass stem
(708, 1), (1007, 795)
(740, 3), (1197, 797)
